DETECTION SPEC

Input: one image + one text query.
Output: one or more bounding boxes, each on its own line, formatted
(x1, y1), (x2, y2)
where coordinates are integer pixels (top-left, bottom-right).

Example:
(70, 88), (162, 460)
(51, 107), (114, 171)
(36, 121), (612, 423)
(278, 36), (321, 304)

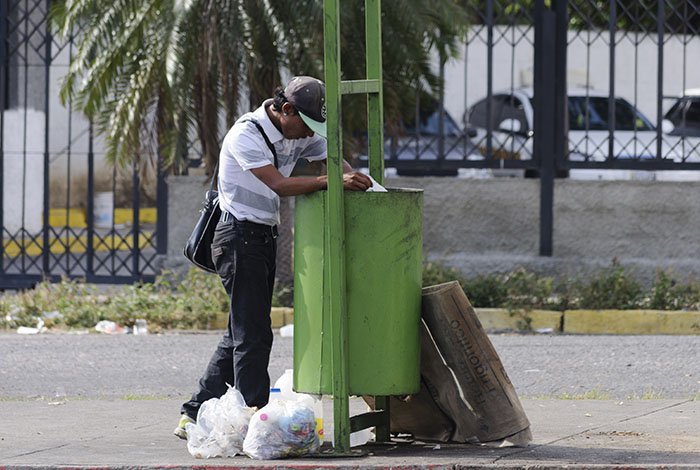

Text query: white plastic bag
(274, 369), (324, 443)
(186, 387), (255, 459)
(243, 398), (320, 459)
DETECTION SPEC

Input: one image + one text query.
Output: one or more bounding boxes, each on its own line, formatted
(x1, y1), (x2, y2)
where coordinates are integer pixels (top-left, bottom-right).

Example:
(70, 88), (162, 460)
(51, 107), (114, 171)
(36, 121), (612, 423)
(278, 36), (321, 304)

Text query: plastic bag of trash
(243, 398), (320, 459)
(186, 387), (255, 459)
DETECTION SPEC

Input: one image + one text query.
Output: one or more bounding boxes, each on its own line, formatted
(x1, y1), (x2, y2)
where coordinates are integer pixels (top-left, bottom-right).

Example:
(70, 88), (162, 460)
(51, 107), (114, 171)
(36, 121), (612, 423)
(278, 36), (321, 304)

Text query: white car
(664, 88), (700, 138)
(466, 88), (700, 180)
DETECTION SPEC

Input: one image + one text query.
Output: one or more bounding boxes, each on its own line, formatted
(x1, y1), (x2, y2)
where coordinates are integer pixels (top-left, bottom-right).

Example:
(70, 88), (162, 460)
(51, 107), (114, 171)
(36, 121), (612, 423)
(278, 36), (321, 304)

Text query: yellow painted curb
(211, 308), (700, 334)
(210, 312), (228, 330)
(209, 307), (293, 331)
(475, 308), (562, 332)
(270, 307), (286, 328)
(564, 310), (700, 335)
(48, 207), (157, 228)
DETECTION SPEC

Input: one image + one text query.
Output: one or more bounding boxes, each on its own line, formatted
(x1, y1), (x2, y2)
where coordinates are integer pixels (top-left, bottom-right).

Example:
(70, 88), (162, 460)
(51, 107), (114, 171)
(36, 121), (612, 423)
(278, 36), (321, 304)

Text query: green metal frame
(323, 0), (387, 454)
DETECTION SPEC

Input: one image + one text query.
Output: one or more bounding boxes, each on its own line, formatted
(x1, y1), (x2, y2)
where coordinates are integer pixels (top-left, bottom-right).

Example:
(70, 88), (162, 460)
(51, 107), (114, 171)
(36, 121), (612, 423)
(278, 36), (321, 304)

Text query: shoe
(173, 414), (195, 440)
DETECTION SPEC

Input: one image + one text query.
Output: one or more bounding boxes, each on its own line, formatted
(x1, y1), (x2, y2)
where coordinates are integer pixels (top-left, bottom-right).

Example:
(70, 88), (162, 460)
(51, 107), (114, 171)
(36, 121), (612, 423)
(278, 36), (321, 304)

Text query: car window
(664, 98), (687, 125)
(409, 111), (462, 136)
(468, 96), (503, 129)
(683, 100), (700, 128)
(568, 96), (654, 131)
(498, 95), (529, 133)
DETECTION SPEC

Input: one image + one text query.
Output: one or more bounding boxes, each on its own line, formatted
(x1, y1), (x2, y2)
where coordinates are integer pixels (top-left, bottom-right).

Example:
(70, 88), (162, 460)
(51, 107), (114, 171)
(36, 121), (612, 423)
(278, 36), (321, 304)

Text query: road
(1, 332), (697, 401)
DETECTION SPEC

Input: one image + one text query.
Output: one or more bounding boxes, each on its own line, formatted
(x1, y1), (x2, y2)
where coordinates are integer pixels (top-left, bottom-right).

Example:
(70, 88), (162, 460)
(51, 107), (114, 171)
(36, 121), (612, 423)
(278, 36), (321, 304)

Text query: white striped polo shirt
(218, 99), (327, 226)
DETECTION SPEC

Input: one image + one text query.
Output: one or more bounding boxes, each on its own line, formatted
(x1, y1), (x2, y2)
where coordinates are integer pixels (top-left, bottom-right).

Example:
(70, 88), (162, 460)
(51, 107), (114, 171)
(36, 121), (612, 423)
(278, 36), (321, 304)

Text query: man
(175, 76), (371, 438)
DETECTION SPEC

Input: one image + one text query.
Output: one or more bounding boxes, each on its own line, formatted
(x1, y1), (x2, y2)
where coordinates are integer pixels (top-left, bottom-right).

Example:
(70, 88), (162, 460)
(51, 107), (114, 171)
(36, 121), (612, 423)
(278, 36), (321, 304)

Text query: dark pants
(181, 215), (277, 419)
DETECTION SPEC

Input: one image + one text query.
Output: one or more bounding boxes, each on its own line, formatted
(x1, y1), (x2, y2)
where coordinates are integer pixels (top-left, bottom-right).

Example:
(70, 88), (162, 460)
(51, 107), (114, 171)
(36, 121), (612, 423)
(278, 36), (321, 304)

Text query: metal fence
(0, 0), (167, 289)
(3, 0), (700, 289)
(359, 0), (700, 254)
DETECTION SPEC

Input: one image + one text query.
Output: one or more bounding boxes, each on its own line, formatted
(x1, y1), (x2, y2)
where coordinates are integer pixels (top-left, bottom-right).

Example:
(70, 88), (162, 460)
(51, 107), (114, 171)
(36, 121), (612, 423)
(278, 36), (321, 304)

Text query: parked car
(466, 88), (700, 180)
(664, 89), (700, 137)
(358, 110), (480, 176)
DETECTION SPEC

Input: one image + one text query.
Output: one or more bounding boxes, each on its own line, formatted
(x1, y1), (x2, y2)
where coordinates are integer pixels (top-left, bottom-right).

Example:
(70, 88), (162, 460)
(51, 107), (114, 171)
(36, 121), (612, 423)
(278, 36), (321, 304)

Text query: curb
(563, 309), (700, 335)
(251, 308), (700, 335)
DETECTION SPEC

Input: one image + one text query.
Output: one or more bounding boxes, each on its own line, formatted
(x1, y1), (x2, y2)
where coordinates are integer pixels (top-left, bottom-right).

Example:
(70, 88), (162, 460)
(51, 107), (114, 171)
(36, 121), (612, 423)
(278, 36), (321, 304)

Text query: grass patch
(555, 389), (613, 400)
(0, 268), (293, 331)
(424, 259), (700, 311)
(4, 259), (700, 332)
(122, 393), (172, 401)
(626, 389), (666, 400)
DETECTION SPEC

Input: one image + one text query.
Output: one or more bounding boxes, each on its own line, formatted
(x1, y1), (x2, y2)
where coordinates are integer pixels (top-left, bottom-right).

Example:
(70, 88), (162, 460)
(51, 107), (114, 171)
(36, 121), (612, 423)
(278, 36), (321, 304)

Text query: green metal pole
(323, 0), (351, 453)
(366, 0), (384, 185)
(365, 0), (389, 442)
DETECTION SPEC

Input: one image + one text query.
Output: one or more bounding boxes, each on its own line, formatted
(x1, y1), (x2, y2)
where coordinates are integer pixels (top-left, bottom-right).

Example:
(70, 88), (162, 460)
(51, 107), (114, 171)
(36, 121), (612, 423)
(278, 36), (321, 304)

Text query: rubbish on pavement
(273, 369), (324, 443)
(367, 281), (532, 447)
(133, 319), (148, 335)
(279, 324), (294, 337)
(186, 386), (254, 459)
(17, 326), (40, 335)
(94, 320), (126, 335)
(243, 396), (319, 459)
(17, 319), (46, 335)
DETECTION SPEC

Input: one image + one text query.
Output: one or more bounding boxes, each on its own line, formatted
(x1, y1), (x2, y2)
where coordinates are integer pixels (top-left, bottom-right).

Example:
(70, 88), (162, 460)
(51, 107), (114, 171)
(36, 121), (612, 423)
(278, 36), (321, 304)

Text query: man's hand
(342, 171), (372, 191)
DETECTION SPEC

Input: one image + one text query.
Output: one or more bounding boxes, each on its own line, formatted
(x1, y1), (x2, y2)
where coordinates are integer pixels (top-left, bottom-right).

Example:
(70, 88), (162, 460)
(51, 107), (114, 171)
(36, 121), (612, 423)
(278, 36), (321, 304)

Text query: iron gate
(359, 0), (700, 255)
(0, 0), (167, 289)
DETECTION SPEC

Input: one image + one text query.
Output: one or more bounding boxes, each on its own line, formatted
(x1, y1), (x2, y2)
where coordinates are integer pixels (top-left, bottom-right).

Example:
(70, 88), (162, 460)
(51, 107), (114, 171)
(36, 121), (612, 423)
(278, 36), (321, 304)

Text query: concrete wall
(167, 175), (700, 285)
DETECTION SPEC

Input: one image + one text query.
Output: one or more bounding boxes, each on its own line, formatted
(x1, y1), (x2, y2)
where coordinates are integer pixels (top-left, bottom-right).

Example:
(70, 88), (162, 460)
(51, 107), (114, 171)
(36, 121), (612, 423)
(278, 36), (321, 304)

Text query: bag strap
(209, 117), (279, 191)
(241, 118), (278, 169)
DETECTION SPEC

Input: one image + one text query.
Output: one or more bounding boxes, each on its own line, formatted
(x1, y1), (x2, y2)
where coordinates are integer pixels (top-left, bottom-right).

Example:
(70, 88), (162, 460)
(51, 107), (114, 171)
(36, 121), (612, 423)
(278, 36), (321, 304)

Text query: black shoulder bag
(183, 119), (278, 273)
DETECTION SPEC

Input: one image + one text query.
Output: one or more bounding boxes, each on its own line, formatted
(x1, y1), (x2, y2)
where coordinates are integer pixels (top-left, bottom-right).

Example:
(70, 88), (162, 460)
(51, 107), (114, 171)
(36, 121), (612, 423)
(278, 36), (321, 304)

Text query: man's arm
(250, 163), (371, 197)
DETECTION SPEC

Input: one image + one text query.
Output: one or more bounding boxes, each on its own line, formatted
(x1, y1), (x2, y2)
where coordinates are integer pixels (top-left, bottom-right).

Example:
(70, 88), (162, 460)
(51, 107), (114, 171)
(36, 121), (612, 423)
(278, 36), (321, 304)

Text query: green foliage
(51, 0), (470, 175)
(423, 260), (700, 312)
(0, 269), (224, 331)
(5, 261), (700, 332)
(0, 267), (299, 332)
(462, 274), (508, 310)
(272, 283), (294, 309)
(577, 260), (644, 310)
(649, 270), (700, 311)
(502, 267), (554, 310)
(422, 261), (467, 289)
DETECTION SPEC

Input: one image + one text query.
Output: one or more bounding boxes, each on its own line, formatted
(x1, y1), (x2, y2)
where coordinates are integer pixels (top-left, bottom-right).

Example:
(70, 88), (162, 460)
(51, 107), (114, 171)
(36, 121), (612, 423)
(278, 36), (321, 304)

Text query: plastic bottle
(269, 387), (283, 403)
(274, 369), (324, 443)
(133, 319), (148, 335)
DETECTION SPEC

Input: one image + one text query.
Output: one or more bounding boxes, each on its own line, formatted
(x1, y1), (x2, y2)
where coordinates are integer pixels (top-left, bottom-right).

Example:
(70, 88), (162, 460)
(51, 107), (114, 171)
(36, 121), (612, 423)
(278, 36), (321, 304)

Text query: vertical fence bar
(65, 41), (74, 276)
(131, 156), (141, 281)
(21, 4), (28, 275)
(554, 0), (568, 172)
(486, 0), (494, 159)
(656, 0), (665, 159)
(156, 153), (168, 255)
(608, 1), (616, 161)
(437, 51), (445, 166)
(86, 119), (94, 278)
(42, 0), (51, 277)
(322, 0), (351, 453)
(0, 0), (7, 274)
(534, 0), (555, 257)
(366, 0), (384, 184)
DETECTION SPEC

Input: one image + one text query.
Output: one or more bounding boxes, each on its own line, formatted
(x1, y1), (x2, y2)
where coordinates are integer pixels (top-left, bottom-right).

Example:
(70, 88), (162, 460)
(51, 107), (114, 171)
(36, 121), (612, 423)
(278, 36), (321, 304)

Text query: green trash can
(293, 188), (423, 396)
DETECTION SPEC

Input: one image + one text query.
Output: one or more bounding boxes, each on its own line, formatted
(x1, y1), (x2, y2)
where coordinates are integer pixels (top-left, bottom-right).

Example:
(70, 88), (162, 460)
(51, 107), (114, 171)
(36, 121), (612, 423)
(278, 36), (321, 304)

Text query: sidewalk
(1, 398), (698, 469)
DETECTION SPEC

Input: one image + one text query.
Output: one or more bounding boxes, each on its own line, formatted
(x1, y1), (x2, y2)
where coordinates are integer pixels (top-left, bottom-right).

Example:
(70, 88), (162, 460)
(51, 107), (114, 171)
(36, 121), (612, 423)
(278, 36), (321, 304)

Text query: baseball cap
(284, 76), (327, 138)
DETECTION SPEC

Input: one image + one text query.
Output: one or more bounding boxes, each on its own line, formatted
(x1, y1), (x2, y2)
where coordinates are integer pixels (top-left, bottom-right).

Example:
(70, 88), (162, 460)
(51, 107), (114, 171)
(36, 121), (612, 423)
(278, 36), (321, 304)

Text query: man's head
(274, 76), (326, 139)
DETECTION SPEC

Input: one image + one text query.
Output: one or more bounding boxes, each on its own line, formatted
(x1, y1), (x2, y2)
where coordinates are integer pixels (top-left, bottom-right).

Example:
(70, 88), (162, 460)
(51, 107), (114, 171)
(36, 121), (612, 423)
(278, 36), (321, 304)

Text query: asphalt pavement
(1, 331), (699, 469)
